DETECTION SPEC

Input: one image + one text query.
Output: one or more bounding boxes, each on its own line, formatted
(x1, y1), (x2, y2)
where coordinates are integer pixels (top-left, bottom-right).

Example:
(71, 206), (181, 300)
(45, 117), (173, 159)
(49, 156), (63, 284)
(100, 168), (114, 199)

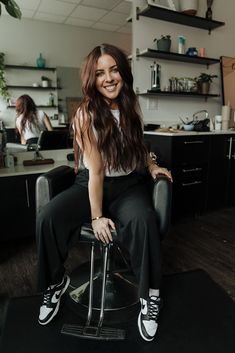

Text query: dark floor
(0, 207), (234, 320)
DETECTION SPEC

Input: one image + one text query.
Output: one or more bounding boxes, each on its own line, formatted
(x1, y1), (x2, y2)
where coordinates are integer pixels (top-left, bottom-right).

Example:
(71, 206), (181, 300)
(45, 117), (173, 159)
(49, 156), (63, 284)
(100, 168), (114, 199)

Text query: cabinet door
(228, 137), (235, 207)
(207, 135), (231, 210)
(0, 173), (40, 240)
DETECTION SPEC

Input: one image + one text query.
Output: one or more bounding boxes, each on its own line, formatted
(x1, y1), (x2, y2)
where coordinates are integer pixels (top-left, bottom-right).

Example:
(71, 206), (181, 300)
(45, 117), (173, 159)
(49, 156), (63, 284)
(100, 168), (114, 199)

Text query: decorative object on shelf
(205, 0), (213, 20)
(154, 35), (171, 52)
(0, 0), (21, 19)
(41, 76), (51, 88)
(178, 35), (185, 54)
(150, 61), (161, 91)
(49, 92), (54, 106)
(198, 47), (206, 57)
(147, 0), (177, 11)
(0, 53), (10, 101)
(36, 53), (46, 68)
(195, 72), (218, 94)
(179, 0), (198, 16)
(186, 47), (198, 57)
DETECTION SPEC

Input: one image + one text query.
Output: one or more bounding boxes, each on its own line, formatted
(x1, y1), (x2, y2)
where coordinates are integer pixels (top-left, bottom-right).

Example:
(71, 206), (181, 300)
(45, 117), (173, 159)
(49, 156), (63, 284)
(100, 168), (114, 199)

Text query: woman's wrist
(92, 215), (103, 221)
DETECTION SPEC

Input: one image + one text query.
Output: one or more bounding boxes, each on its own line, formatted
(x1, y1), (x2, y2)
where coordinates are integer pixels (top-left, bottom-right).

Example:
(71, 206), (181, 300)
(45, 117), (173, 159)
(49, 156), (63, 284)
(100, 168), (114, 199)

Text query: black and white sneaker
(38, 275), (70, 325)
(138, 296), (162, 341)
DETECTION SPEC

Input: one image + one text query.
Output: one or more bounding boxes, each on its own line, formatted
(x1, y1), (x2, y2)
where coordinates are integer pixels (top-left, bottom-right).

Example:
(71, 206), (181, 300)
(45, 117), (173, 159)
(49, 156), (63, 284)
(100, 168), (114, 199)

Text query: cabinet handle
(25, 179), (30, 208)
(226, 137), (232, 159)
(182, 181), (202, 186)
(183, 140), (204, 144)
(182, 167), (202, 173)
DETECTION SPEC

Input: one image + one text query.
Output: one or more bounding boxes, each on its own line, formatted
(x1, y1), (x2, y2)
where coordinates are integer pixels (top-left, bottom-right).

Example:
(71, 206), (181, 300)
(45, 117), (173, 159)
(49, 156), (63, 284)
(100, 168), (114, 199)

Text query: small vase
(36, 53), (46, 68)
(197, 82), (210, 94)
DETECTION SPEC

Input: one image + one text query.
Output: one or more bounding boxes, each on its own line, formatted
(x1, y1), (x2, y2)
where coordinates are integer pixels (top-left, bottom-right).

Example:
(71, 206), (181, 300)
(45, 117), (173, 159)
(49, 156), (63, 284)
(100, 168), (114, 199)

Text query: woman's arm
(43, 113), (53, 131)
(73, 111), (115, 243)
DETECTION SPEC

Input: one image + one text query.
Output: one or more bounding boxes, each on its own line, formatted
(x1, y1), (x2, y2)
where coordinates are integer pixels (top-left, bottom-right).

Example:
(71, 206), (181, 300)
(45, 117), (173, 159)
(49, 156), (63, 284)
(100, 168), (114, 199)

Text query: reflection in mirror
(6, 66), (82, 151)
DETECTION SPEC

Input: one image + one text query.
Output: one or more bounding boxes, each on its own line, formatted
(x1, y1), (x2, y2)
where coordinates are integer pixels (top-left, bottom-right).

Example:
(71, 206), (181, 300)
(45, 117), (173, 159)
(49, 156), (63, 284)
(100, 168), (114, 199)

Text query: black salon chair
(36, 165), (172, 340)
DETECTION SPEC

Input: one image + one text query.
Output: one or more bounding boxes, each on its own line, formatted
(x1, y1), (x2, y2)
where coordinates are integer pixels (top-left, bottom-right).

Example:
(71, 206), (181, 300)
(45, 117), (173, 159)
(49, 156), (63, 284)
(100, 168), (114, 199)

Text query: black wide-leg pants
(36, 169), (162, 300)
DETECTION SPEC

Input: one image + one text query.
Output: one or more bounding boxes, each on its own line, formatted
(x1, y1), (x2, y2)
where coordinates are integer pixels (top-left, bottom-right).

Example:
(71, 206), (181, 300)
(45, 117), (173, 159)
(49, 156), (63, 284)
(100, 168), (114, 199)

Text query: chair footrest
(61, 323), (126, 340)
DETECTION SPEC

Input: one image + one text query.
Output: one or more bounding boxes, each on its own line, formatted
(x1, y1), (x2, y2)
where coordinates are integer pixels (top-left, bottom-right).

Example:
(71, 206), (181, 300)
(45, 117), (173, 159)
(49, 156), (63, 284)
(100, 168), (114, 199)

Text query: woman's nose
(104, 71), (113, 82)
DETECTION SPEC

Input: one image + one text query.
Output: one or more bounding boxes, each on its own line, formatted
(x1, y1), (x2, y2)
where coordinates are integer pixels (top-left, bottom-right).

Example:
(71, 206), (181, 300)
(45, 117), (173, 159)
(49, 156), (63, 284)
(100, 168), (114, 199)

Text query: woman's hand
(149, 164), (173, 182)
(91, 217), (116, 244)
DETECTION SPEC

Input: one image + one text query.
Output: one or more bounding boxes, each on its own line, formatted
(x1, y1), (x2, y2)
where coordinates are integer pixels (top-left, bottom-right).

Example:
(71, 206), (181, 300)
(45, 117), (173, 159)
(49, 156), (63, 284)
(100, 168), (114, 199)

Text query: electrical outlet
(147, 98), (158, 110)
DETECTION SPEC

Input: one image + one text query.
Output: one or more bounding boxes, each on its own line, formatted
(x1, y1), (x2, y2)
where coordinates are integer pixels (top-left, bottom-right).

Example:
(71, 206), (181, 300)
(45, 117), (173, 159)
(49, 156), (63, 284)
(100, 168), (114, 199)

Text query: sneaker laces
(42, 289), (53, 306)
(147, 296), (161, 321)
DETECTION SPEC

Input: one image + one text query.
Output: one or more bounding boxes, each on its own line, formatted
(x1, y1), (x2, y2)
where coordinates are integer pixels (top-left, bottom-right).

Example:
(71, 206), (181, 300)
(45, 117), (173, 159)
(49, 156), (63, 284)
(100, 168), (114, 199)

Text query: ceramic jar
(179, 0), (198, 16)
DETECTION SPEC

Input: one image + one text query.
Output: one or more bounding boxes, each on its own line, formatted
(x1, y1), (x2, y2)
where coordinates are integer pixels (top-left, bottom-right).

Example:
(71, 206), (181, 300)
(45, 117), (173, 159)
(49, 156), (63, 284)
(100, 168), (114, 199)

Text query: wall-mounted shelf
(7, 85), (60, 90)
(7, 105), (58, 109)
(5, 65), (56, 71)
(136, 48), (220, 66)
(138, 90), (219, 100)
(137, 5), (225, 33)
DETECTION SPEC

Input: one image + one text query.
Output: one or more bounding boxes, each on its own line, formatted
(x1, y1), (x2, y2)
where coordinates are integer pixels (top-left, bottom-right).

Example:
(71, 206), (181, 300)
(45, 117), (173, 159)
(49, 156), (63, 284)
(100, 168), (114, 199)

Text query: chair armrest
(36, 165), (75, 215)
(152, 176), (172, 240)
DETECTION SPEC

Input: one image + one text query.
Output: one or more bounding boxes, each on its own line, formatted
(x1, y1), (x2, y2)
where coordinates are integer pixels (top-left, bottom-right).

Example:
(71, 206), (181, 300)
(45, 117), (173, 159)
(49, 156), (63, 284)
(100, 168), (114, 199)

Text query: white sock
(149, 288), (160, 297)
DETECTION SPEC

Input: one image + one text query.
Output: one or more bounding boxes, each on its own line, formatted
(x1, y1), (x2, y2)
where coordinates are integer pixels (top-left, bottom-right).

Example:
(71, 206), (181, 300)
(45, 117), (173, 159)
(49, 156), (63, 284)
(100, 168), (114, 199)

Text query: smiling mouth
(104, 84), (117, 92)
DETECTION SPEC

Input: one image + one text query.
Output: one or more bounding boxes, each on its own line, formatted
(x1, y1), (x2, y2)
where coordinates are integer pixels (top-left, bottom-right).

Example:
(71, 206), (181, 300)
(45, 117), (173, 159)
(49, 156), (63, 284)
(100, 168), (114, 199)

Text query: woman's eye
(96, 71), (103, 77)
(111, 68), (118, 73)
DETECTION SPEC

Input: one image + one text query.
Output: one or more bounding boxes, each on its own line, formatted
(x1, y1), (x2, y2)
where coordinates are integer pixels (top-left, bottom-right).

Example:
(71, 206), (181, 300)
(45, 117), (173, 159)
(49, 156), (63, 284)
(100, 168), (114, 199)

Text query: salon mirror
(5, 66), (82, 152)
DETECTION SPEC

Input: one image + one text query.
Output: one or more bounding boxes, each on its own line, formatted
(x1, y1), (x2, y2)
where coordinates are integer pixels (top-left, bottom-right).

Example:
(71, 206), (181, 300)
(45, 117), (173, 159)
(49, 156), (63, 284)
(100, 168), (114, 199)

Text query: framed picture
(147, 0), (177, 11)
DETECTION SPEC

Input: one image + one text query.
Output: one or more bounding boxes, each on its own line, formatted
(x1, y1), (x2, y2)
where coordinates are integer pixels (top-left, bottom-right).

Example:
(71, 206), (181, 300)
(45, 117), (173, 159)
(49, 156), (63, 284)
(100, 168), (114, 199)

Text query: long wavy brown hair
(73, 43), (148, 172)
(16, 95), (38, 133)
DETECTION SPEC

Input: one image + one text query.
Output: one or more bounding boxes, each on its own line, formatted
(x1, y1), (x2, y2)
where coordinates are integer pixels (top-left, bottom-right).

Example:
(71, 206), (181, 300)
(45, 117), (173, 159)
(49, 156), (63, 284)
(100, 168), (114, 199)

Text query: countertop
(144, 129), (235, 136)
(0, 148), (74, 177)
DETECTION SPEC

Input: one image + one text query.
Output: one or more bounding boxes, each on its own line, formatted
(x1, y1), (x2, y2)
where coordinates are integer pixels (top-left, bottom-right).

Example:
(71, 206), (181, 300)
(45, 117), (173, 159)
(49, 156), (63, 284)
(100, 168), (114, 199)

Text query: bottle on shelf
(178, 36), (185, 54)
(49, 93), (55, 106)
(150, 61), (161, 91)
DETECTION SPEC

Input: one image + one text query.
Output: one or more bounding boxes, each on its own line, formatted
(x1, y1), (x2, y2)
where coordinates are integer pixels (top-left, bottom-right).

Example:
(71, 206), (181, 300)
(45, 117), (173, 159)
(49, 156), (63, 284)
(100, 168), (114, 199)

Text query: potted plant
(195, 72), (218, 94)
(154, 35), (171, 52)
(0, 53), (10, 101)
(41, 76), (51, 88)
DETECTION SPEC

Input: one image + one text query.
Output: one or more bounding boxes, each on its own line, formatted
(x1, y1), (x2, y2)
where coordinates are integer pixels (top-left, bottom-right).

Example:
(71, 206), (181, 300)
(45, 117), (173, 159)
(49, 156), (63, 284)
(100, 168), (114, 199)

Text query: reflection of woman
(15, 94), (53, 145)
(36, 44), (172, 341)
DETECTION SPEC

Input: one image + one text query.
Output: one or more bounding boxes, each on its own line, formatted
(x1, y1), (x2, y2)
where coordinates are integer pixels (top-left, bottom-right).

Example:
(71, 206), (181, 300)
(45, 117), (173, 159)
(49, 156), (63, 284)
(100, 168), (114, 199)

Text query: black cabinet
(207, 135), (235, 210)
(0, 173), (40, 240)
(144, 134), (210, 219)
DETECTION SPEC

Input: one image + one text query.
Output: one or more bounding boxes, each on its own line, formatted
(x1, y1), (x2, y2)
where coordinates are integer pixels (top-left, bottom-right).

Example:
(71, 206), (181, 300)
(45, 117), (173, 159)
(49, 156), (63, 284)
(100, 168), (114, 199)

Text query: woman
(36, 44), (172, 341)
(15, 94), (53, 145)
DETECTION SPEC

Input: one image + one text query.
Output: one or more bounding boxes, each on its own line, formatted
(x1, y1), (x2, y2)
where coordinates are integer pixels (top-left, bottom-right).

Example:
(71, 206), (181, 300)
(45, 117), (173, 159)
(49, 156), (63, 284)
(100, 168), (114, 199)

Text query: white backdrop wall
(0, 16), (131, 127)
(132, 0), (235, 127)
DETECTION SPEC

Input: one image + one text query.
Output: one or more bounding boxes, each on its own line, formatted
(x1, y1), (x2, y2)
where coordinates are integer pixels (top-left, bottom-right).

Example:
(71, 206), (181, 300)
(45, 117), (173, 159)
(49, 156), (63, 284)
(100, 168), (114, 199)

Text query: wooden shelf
(137, 48), (220, 66)
(5, 65), (56, 71)
(137, 5), (225, 33)
(138, 90), (220, 99)
(7, 85), (59, 90)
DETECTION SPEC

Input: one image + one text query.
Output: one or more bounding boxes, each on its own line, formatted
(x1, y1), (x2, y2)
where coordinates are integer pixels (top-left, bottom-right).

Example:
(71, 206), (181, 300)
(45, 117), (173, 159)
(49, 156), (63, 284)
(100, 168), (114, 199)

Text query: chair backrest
(37, 130), (71, 150)
(36, 166), (172, 240)
(36, 165), (75, 215)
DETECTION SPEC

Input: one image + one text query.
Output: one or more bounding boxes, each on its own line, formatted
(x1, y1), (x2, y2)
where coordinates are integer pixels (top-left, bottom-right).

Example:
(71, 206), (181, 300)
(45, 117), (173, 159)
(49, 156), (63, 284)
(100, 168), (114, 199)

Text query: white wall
(132, 0), (235, 127)
(0, 16), (131, 127)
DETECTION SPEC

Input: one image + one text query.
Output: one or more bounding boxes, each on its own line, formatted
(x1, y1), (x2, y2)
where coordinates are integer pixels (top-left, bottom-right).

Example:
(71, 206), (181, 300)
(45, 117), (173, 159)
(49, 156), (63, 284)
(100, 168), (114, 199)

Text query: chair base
(61, 323), (126, 341)
(66, 260), (140, 323)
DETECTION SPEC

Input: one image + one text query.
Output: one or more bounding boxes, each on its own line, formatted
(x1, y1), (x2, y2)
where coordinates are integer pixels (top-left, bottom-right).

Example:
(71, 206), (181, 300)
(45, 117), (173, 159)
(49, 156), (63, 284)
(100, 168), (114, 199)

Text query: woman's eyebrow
(95, 65), (118, 72)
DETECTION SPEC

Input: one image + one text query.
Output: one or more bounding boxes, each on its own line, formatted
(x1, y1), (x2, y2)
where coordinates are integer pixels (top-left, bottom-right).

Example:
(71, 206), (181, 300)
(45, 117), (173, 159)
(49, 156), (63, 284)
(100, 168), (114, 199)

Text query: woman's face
(95, 54), (123, 104)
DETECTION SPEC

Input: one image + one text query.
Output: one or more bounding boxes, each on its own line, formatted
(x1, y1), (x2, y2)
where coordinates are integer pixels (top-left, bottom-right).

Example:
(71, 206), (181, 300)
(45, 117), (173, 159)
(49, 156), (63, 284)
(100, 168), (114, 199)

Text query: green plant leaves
(0, 0), (21, 19)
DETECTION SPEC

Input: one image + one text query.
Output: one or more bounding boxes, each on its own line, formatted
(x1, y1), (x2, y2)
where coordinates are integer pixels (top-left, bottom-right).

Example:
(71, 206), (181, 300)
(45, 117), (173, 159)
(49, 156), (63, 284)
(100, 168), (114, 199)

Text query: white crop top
(83, 109), (134, 177)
